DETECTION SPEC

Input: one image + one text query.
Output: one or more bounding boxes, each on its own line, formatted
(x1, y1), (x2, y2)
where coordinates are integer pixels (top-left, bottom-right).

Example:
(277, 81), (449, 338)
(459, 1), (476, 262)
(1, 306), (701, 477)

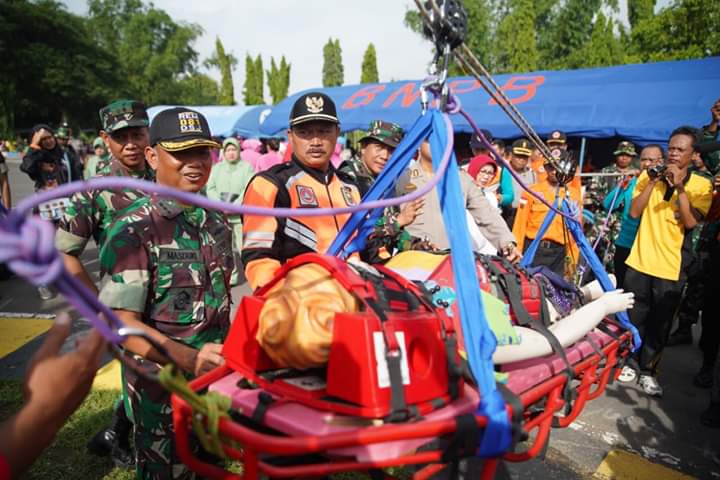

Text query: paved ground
(1, 155), (718, 479)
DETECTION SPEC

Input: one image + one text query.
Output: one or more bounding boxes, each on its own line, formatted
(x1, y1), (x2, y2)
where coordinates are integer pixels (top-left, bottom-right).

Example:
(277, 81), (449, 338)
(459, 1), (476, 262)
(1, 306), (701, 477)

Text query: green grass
(0, 381), (414, 479)
(0, 381), (132, 480)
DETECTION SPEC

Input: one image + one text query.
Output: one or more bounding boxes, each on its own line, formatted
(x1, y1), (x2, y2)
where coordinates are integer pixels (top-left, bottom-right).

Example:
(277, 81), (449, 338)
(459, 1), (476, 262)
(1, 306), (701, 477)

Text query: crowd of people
(1, 93), (719, 478)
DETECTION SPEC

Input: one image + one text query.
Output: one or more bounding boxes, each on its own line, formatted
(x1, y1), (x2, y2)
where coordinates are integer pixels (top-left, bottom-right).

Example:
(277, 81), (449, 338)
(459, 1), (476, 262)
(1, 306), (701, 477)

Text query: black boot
(666, 327), (693, 347)
(87, 402), (134, 468)
(700, 402), (720, 428)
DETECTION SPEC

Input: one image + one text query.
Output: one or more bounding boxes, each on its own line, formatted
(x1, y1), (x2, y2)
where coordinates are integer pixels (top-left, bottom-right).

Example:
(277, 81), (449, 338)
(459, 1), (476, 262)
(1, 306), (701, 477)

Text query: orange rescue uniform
(512, 180), (582, 255)
(241, 156), (361, 290)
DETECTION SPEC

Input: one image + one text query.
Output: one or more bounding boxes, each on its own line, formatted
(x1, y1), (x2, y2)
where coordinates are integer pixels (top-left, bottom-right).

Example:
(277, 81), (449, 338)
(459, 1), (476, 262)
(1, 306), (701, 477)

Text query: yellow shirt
(626, 171), (713, 280)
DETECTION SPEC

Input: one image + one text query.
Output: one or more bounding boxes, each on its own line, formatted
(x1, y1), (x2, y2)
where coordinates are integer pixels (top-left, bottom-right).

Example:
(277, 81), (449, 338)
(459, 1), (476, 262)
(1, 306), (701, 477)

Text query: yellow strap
(158, 365), (233, 458)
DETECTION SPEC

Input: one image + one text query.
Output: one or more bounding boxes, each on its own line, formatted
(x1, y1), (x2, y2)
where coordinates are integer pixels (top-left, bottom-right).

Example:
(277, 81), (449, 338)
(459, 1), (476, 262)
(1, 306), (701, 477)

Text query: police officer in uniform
(242, 92), (361, 290)
(99, 108), (232, 479)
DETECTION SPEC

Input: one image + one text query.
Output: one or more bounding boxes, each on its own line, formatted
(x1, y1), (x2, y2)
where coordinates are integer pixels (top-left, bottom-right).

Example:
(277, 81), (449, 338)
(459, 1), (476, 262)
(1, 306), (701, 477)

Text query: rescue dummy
(257, 263), (358, 369)
(254, 253), (634, 370)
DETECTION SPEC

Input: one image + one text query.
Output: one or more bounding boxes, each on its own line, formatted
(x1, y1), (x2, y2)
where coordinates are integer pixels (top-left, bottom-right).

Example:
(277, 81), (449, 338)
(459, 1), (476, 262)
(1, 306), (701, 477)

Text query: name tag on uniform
(159, 249), (201, 263)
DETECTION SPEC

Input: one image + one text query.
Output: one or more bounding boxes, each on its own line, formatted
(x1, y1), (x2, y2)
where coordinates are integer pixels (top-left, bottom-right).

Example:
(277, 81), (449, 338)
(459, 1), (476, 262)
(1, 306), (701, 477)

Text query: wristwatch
(500, 241), (517, 257)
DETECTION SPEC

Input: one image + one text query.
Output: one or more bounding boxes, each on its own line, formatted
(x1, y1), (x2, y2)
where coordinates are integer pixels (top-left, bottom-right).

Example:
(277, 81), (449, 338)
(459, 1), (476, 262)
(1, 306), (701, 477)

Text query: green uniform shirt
(55, 157), (155, 256)
(99, 196), (233, 349)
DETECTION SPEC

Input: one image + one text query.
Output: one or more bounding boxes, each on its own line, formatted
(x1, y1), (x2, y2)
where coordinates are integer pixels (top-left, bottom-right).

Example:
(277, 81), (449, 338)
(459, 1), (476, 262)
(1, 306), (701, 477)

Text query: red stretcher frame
(171, 329), (632, 479)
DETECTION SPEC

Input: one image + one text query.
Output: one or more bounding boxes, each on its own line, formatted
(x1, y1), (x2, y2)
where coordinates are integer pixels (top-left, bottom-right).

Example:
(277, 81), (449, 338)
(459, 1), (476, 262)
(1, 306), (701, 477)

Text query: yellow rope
(158, 364), (234, 458)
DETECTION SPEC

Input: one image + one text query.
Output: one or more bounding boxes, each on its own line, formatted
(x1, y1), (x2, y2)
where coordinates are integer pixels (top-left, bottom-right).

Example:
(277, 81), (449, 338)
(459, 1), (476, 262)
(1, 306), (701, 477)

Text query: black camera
(647, 164), (667, 179)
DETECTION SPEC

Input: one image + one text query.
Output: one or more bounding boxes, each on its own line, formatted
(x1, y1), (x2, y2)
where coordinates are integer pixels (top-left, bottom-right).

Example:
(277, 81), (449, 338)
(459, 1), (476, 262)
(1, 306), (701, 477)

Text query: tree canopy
(1, 0), (277, 135)
(404, 0), (719, 75)
(322, 38), (344, 87)
(267, 56), (291, 105)
(360, 43), (379, 84)
(206, 37), (237, 105)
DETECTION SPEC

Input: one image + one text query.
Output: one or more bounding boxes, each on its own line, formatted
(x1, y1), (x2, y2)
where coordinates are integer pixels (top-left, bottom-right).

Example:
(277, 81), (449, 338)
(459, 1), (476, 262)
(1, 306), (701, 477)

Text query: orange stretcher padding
(171, 324), (633, 479)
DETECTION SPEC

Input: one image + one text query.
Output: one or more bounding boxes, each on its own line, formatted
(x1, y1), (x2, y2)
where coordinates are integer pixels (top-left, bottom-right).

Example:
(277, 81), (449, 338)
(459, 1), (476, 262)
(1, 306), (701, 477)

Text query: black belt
(527, 238), (564, 250)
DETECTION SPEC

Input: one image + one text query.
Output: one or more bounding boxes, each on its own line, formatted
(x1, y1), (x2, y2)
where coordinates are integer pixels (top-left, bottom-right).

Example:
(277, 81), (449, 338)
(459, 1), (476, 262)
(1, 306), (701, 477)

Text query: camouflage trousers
(124, 356), (216, 480)
(585, 210), (621, 274)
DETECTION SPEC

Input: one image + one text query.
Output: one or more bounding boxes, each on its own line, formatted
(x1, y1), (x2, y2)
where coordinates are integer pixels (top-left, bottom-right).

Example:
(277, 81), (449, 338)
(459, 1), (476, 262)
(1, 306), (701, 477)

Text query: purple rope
(0, 115), (456, 345)
(9, 151), (453, 228)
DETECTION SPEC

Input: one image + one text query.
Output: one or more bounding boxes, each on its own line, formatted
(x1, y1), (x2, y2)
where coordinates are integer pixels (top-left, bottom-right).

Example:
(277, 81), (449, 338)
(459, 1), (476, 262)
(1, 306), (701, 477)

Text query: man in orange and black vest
(241, 92), (362, 290)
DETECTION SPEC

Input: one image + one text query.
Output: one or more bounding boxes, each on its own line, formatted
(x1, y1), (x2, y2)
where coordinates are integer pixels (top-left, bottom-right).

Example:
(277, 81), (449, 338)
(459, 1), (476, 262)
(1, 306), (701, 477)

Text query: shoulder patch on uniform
(159, 249), (201, 263)
(341, 185), (357, 206)
(296, 185), (318, 207)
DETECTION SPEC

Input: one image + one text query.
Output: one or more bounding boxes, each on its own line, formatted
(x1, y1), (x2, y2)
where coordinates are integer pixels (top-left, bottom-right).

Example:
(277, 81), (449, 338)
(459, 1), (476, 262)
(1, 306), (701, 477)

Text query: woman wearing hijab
(206, 137), (255, 285)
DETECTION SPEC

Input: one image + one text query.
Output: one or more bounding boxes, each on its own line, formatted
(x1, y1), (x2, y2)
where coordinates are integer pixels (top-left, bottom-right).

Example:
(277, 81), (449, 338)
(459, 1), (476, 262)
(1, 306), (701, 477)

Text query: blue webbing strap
(520, 193), (561, 268)
(428, 112), (511, 457)
(559, 198), (642, 350)
(328, 112), (434, 258)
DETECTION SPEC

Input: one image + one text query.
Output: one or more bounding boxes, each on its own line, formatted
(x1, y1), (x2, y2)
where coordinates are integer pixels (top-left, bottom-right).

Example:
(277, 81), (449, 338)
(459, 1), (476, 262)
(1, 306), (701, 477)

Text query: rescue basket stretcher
(171, 254), (634, 479)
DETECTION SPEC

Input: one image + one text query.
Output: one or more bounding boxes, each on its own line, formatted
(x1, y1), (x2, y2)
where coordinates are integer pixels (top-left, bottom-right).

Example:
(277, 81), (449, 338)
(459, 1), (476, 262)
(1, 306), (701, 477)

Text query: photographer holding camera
(623, 126), (714, 397)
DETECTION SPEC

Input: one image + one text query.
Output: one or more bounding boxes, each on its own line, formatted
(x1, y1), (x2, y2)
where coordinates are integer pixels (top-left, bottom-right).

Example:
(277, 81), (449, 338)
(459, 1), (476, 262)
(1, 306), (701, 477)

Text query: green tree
(322, 38), (344, 87)
(541, 0), (603, 68)
(630, 0), (720, 62)
(177, 73), (220, 105)
(243, 53), (259, 104)
(360, 43), (379, 83)
(496, 0), (539, 72)
(205, 37), (236, 105)
(266, 56), (291, 104)
(0, 0), (119, 134)
(628, 0), (655, 29)
(404, 0), (496, 74)
(254, 55), (265, 104)
(87, 0), (203, 105)
(564, 13), (628, 68)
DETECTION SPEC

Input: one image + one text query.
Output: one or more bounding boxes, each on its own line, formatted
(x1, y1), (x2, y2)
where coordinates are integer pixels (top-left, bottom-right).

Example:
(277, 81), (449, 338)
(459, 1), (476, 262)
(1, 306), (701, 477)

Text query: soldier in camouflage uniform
(585, 140), (639, 272)
(57, 100), (154, 292)
(338, 120), (429, 262)
(99, 108), (232, 479)
(55, 100), (154, 466)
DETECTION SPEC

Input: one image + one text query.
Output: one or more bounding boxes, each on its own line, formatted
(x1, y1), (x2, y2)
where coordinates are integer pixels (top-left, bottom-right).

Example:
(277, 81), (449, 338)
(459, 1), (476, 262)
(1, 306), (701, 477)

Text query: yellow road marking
(92, 359), (122, 390)
(0, 317), (53, 358)
(594, 449), (695, 479)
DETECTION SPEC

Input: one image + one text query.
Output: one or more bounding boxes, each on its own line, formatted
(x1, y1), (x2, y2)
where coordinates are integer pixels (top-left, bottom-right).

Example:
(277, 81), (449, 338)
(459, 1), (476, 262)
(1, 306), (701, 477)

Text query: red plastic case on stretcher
(221, 253), (464, 419)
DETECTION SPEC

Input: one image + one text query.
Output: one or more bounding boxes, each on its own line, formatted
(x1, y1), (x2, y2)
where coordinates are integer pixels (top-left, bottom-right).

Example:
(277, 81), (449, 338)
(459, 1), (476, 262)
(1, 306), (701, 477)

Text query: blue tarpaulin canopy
(147, 105), (254, 138)
(260, 57), (720, 145)
(225, 105), (280, 138)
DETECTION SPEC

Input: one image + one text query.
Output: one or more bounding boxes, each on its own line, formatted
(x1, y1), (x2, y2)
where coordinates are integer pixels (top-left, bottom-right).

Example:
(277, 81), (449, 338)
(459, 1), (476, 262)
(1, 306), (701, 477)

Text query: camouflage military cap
(99, 100), (149, 133)
(613, 140), (636, 157)
(55, 126), (70, 139)
(511, 138), (532, 157)
(360, 120), (404, 148)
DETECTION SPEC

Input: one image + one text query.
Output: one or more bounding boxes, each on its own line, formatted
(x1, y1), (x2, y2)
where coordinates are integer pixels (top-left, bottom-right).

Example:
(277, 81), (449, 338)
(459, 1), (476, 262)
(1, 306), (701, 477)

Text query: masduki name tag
(159, 249), (201, 263)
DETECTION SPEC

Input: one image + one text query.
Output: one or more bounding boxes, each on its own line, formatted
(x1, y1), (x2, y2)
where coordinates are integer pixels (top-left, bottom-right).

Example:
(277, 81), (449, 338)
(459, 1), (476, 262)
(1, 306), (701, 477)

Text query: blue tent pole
(578, 137), (587, 173)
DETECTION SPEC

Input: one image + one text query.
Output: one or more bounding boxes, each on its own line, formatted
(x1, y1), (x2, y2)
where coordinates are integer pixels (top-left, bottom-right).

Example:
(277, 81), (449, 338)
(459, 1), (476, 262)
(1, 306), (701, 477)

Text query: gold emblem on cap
(306, 96), (324, 114)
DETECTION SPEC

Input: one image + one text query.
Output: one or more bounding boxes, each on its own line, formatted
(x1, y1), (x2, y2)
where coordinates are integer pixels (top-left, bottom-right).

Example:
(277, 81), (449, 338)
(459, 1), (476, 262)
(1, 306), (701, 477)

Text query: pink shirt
(241, 149), (263, 172)
(255, 151), (283, 172)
